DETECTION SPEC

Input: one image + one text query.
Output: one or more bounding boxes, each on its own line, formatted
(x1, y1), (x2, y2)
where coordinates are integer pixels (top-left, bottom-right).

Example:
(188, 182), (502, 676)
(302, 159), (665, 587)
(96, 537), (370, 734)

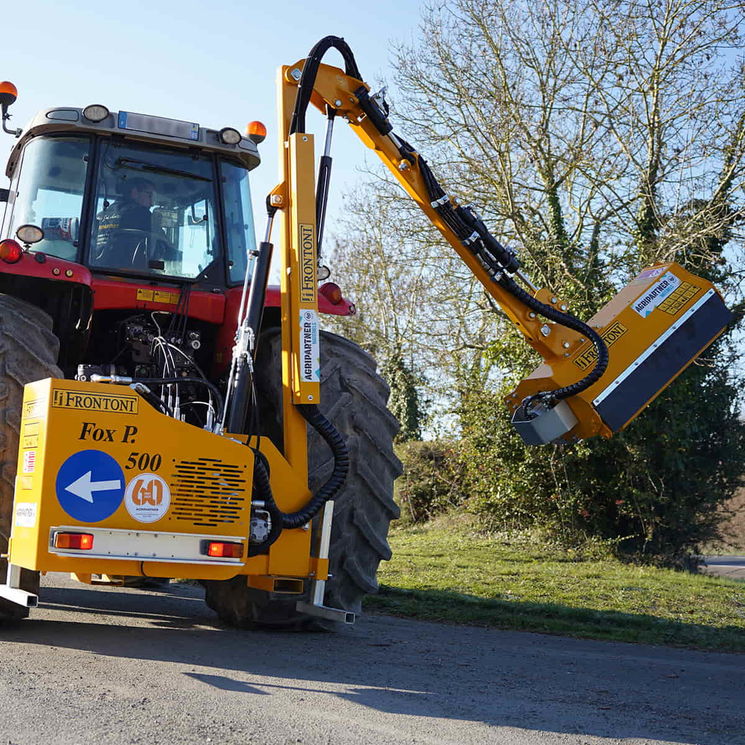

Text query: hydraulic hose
(279, 404), (349, 529)
(247, 452), (284, 556)
(128, 376), (224, 416)
(290, 36), (361, 135)
(91, 374), (224, 417)
(393, 141), (608, 414)
(497, 274), (609, 411)
(245, 407), (349, 549)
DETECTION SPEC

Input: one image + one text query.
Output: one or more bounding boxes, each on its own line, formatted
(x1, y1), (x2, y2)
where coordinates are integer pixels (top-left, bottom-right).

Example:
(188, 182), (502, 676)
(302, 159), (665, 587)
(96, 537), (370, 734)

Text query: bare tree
(326, 181), (505, 437)
(327, 0), (745, 555)
(331, 0), (745, 432)
(390, 0), (745, 298)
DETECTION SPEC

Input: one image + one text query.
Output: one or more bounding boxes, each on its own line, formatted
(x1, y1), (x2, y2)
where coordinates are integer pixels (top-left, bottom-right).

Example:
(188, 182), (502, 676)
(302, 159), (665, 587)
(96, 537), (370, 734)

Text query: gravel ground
(0, 574), (742, 745)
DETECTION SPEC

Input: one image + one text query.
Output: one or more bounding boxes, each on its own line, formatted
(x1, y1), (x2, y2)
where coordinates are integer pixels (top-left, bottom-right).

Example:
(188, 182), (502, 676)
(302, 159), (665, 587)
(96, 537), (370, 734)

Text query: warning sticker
(136, 288), (179, 305)
(23, 397), (47, 421)
(632, 272), (681, 317)
(573, 322), (628, 370)
(635, 267), (666, 282)
(14, 502), (37, 529)
(22, 421), (40, 449)
(22, 433), (39, 449)
(125, 473), (170, 523)
(658, 281), (701, 316)
(22, 450), (36, 474)
(299, 309), (320, 383)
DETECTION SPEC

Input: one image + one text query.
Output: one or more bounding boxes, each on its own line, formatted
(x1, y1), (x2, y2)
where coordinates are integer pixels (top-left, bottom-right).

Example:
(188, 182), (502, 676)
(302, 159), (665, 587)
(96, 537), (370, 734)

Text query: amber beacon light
(0, 81), (18, 107)
(246, 121), (266, 144)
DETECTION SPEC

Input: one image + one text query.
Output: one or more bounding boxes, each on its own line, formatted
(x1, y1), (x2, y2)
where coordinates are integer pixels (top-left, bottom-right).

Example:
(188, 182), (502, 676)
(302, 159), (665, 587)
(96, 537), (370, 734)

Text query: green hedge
(394, 440), (467, 524)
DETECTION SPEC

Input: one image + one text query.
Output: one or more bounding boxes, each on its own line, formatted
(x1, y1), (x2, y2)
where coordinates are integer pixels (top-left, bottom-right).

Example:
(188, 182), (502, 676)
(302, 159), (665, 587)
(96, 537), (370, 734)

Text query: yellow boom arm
(275, 39), (731, 445)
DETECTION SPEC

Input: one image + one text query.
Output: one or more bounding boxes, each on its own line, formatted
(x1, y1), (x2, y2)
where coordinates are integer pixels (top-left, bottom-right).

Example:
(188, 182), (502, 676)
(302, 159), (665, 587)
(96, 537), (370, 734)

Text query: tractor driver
(94, 177), (174, 268)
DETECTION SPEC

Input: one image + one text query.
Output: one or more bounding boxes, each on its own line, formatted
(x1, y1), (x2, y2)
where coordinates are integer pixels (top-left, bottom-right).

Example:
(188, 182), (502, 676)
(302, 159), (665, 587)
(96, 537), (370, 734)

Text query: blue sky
(0, 0), (425, 237)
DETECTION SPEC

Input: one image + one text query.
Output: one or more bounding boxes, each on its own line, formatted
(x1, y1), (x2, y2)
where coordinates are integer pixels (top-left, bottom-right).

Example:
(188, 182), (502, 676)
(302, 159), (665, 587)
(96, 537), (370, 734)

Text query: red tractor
(0, 79), (400, 626)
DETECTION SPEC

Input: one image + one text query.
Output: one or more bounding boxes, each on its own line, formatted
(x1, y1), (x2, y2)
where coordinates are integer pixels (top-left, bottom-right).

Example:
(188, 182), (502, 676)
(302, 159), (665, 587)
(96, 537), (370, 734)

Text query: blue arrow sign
(55, 450), (125, 523)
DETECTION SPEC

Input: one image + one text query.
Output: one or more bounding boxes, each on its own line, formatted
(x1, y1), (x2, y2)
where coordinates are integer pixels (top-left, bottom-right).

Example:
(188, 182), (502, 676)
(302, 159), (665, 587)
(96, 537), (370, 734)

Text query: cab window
(89, 139), (219, 279)
(220, 160), (256, 284)
(7, 135), (90, 261)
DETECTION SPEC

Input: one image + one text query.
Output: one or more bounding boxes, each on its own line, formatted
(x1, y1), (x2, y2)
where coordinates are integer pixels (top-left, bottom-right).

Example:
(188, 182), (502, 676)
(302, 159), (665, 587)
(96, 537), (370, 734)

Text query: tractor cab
(1, 105), (261, 288)
(0, 101), (292, 381)
(0, 96), (351, 385)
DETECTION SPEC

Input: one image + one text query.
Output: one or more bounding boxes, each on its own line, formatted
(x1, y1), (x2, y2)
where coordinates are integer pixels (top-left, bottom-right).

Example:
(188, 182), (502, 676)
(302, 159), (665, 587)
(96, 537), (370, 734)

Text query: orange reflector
(0, 239), (22, 263)
(0, 81), (18, 106)
(246, 120), (266, 144)
(54, 532), (94, 550)
(205, 541), (243, 558)
(319, 282), (343, 305)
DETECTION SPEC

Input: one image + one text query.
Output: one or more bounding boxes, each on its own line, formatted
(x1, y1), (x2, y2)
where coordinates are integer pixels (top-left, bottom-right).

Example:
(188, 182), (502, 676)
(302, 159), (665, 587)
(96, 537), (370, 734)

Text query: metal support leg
(295, 501), (355, 624)
(0, 563), (38, 609)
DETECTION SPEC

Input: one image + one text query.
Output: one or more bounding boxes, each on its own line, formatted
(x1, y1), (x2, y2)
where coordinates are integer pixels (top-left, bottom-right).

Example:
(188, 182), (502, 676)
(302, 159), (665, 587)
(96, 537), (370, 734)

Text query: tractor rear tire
(203, 330), (401, 629)
(0, 295), (62, 621)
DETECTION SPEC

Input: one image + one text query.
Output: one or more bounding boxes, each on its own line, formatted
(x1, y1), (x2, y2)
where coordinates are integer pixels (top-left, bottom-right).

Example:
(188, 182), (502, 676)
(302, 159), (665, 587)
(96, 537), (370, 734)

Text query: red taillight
(319, 282), (343, 305)
(54, 532), (94, 550)
(0, 239), (23, 264)
(205, 541), (244, 558)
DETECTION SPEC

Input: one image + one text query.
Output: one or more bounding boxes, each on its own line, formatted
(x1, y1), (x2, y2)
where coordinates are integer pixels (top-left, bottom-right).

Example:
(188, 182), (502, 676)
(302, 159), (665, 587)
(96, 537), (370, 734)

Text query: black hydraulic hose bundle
(245, 405), (349, 553)
(247, 452), (284, 556)
(498, 276), (609, 414)
(136, 387), (174, 417)
(395, 143), (609, 416)
(290, 36), (360, 135)
(280, 405), (350, 529)
(131, 376), (224, 417)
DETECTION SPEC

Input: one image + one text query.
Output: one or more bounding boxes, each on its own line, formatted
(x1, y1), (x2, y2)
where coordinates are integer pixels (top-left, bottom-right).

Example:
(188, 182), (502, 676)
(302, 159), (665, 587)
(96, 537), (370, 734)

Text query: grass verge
(365, 519), (745, 652)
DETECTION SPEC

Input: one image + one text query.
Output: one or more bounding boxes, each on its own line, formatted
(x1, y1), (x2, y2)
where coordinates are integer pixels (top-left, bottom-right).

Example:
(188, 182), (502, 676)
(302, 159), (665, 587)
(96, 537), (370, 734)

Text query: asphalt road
(0, 574), (742, 745)
(700, 556), (745, 581)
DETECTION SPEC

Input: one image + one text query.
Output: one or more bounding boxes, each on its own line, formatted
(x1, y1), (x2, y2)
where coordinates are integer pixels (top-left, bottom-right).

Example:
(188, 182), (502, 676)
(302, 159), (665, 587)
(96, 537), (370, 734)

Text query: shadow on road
(2, 581), (742, 745)
(369, 583), (745, 652)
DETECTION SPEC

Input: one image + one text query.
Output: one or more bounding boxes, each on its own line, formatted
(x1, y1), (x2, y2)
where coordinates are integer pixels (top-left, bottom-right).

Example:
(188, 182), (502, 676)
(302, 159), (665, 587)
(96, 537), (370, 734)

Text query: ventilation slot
(170, 457), (249, 528)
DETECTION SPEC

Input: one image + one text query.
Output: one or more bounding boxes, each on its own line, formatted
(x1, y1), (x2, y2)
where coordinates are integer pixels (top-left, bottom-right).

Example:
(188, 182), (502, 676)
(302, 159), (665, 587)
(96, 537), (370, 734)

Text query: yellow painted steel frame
(272, 59), (603, 432)
(9, 378), (318, 584)
(274, 59), (729, 442)
(272, 65), (323, 486)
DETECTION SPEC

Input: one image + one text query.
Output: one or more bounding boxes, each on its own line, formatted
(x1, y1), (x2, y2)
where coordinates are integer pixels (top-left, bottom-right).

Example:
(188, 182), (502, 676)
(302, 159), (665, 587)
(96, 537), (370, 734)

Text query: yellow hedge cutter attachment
(278, 37), (731, 445)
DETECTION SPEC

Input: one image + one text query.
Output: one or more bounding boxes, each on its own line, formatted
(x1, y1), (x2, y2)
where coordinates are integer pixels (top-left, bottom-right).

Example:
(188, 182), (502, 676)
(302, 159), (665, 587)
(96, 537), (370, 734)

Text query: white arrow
(66, 471), (122, 503)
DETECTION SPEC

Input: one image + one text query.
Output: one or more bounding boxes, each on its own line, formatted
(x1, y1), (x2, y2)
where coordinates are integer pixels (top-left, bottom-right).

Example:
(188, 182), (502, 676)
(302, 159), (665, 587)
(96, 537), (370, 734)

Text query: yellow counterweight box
(9, 378), (257, 581)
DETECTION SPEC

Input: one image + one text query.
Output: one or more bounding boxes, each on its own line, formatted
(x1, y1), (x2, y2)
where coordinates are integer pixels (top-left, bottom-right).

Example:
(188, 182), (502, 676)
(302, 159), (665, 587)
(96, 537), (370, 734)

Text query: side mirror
(0, 188), (8, 203)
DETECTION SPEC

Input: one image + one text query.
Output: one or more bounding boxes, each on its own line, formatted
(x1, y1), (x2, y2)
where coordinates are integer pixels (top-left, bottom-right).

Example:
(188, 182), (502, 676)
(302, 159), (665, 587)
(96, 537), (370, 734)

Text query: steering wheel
(92, 228), (148, 264)
(94, 228), (177, 269)
(121, 228), (151, 268)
